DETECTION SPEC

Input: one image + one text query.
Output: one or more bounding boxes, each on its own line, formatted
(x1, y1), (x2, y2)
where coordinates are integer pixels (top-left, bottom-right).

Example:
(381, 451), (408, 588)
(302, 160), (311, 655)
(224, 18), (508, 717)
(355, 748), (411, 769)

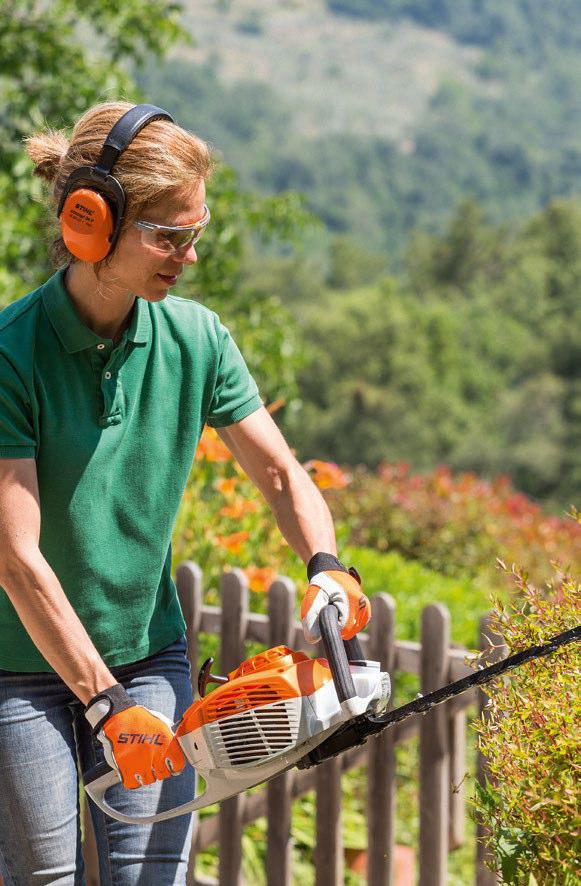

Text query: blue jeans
(0, 635), (196, 885)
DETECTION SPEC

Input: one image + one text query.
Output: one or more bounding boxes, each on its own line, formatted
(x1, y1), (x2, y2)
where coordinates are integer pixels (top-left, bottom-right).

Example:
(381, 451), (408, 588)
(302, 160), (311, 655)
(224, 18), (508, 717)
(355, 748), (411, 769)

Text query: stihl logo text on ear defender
(117, 732), (164, 746)
(69, 203), (95, 227)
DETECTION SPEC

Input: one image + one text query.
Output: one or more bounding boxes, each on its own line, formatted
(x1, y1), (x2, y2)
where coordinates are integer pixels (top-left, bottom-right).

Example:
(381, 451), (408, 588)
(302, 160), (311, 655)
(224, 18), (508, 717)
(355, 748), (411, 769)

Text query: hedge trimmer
(84, 606), (580, 824)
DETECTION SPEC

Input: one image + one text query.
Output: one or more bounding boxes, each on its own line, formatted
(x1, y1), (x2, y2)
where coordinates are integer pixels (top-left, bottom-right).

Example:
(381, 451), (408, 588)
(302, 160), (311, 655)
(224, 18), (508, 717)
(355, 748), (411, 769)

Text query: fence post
(315, 755), (343, 886)
(266, 577), (296, 886)
(476, 612), (505, 885)
(367, 593), (396, 886)
(176, 560), (204, 885)
(219, 569), (249, 886)
(176, 561), (204, 693)
(448, 705), (467, 851)
(82, 802), (100, 886)
(419, 603), (451, 886)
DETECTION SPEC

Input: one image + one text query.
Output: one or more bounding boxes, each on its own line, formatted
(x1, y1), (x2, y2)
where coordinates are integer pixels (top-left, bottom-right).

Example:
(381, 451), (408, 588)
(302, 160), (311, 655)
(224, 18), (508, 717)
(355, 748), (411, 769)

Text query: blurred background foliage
(137, 0), (581, 253)
(283, 199), (581, 510)
(3, 0), (579, 511)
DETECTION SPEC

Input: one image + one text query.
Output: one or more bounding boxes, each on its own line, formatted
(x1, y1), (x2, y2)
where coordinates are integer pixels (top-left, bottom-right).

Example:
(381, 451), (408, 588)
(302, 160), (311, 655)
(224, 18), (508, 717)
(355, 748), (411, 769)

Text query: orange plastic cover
(176, 647), (332, 737)
(228, 645), (308, 680)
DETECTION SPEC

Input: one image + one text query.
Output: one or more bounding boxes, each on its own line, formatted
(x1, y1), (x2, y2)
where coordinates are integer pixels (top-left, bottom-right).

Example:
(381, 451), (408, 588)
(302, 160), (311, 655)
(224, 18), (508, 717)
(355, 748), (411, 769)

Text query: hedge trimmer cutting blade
(83, 608), (579, 824)
(298, 623), (580, 768)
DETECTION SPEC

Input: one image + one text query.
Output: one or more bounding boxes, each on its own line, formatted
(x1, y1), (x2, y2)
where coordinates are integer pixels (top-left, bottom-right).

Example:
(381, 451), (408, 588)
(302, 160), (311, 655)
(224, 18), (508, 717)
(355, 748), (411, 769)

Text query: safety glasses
(134, 204), (211, 254)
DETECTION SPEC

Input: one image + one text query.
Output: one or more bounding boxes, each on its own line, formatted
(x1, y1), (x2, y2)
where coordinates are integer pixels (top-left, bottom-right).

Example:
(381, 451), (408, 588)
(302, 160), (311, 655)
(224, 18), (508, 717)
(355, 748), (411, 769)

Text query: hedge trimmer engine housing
(84, 615), (390, 824)
(177, 645), (389, 785)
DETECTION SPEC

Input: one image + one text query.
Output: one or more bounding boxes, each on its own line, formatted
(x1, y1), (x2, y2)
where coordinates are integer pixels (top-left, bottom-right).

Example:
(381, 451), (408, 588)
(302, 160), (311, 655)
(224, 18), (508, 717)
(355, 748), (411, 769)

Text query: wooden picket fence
(82, 561), (505, 885)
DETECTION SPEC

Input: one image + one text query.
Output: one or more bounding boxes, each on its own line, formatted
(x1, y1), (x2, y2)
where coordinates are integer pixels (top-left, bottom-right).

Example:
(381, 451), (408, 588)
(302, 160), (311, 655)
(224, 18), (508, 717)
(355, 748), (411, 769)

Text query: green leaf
(497, 828), (529, 884)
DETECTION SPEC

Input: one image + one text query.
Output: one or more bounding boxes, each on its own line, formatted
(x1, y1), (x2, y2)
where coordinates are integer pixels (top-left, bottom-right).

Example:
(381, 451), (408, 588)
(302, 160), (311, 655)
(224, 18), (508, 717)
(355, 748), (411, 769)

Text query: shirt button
(97, 343), (105, 350)
(104, 371), (112, 380)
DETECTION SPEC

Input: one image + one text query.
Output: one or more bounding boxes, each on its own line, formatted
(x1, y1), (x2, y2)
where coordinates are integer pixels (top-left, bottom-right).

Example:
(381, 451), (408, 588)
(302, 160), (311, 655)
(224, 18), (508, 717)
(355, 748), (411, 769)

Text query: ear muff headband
(58, 104), (175, 263)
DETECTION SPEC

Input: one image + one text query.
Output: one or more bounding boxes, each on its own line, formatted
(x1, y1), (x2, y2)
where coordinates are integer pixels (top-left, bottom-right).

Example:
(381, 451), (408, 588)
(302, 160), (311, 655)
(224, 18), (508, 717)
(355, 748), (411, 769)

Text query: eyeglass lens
(154, 228), (204, 251)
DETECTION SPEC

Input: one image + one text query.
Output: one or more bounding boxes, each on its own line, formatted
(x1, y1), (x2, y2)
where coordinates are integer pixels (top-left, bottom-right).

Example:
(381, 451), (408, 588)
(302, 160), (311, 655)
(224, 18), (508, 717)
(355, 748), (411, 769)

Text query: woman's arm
(217, 407), (337, 564)
(0, 458), (116, 703)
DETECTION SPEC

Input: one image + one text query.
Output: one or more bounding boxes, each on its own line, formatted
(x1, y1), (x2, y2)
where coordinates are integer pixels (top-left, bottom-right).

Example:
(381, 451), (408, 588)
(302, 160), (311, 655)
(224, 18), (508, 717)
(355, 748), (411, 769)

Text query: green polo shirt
(0, 268), (262, 672)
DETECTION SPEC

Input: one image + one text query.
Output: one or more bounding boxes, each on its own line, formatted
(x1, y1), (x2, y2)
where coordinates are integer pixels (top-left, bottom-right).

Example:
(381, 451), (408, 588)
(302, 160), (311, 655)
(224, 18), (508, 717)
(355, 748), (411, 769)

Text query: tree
(0, 0), (186, 292)
(283, 199), (581, 509)
(181, 164), (311, 402)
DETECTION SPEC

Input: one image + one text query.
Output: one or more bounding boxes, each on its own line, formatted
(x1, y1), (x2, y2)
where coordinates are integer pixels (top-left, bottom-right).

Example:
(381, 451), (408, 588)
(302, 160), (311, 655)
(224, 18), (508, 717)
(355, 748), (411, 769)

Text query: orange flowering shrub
(172, 423), (349, 604)
(174, 425), (579, 606)
(328, 462), (581, 592)
(219, 501), (258, 519)
(215, 477), (237, 495)
(243, 565), (277, 594)
(214, 531), (250, 554)
(195, 426), (231, 462)
(303, 460), (351, 491)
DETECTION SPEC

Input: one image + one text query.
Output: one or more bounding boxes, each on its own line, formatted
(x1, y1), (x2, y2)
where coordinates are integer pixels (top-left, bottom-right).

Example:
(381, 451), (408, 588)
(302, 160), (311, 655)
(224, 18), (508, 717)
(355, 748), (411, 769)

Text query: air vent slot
(209, 699), (300, 768)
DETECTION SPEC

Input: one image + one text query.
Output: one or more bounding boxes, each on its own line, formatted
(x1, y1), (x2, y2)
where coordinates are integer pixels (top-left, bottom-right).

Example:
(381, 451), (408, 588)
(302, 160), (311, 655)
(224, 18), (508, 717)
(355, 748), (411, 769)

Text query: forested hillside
(137, 0), (581, 253)
(277, 199), (581, 511)
(327, 0), (581, 53)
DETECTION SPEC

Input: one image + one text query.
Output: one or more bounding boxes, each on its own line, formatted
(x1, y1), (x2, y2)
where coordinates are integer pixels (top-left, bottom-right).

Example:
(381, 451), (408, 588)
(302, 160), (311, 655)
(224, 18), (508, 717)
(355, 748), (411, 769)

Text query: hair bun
(25, 129), (70, 183)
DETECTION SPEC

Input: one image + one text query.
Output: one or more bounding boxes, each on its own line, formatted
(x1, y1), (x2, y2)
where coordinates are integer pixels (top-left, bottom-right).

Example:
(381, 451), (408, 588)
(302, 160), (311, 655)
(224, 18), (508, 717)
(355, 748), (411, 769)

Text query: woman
(0, 101), (369, 884)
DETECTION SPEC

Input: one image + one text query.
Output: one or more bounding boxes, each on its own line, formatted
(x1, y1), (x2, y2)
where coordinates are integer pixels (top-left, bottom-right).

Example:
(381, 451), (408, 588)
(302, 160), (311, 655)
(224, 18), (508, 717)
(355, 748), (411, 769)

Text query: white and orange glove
(301, 552), (371, 644)
(85, 684), (186, 789)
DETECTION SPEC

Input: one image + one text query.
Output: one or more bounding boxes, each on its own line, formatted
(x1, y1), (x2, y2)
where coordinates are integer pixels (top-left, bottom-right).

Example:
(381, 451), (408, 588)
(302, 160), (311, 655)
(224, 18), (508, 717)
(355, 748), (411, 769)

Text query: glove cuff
(307, 552), (347, 581)
(85, 683), (134, 735)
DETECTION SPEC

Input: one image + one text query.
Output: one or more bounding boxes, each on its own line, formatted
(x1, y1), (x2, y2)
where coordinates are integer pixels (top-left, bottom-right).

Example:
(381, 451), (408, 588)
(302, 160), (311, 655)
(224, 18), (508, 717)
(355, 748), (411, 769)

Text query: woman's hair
(25, 101), (214, 268)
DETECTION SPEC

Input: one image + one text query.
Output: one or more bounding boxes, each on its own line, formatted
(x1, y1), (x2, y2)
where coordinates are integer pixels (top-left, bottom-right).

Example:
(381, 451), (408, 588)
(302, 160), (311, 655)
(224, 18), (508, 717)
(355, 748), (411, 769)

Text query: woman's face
(99, 178), (207, 301)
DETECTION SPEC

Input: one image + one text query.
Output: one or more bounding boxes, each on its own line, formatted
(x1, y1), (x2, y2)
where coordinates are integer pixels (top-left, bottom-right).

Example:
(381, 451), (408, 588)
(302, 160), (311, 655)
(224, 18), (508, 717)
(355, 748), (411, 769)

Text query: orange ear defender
(57, 104), (175, 263)
(60, 188), (114, 262)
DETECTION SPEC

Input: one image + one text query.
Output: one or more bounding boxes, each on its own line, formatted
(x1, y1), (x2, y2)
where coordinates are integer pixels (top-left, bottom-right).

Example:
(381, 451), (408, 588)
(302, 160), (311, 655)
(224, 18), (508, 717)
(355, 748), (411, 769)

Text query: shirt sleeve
(0, 352), (37, 457)
(206, 320), (263, 428)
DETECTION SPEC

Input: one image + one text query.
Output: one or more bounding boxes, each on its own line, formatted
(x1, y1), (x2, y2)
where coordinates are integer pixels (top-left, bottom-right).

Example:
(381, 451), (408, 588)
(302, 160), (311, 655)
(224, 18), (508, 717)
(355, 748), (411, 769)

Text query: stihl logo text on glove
(117, 733), (164, 745)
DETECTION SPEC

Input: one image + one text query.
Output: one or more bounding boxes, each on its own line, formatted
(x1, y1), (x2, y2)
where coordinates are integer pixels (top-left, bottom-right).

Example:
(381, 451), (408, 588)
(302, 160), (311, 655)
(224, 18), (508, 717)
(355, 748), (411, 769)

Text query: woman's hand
(85, 683), (186, 789)
(300, 553), (371, 644)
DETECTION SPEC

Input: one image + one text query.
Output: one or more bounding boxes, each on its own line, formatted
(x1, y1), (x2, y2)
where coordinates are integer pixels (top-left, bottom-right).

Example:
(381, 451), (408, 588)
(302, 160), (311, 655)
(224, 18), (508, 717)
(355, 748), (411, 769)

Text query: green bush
(344, 544), (493, 648)
(472, 561), (580, 884)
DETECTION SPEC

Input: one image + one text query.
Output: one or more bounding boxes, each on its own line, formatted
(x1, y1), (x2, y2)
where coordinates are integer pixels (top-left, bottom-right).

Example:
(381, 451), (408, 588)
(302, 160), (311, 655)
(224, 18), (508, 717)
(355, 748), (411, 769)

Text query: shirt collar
(42, 267), (151, 353)
(126, 293), (151, 346)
